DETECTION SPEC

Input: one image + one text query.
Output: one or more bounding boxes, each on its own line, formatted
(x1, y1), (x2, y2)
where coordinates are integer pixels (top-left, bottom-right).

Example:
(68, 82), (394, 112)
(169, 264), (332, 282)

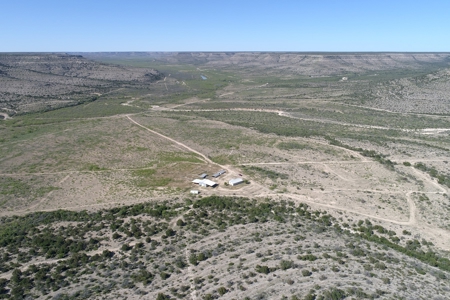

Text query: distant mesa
(0, 53), (162, 114)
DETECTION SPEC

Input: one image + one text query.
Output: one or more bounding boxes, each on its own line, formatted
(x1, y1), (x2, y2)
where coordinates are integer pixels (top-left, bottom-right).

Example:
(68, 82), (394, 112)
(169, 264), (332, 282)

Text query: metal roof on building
(192, 179), (217, 187)
(201, 179), (217, 186)
(212, 169), (226, 177)
(229, 178), (244, 186)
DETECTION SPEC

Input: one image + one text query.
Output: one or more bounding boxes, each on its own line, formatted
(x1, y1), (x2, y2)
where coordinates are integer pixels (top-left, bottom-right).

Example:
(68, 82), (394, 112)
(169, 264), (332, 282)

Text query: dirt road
(126, 115), (269, 197)
(127, 115), (216, 166)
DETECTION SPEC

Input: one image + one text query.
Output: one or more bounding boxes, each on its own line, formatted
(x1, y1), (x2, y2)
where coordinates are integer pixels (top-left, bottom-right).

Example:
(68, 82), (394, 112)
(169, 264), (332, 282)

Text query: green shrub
(189, 254), (198, 266)
(156, 293), (170, 300)
(165, 229), (176, 237)
(121, 244), (132, 251)
(280, 260), (294, 270)
(255, 265), (271, 274)
(298, 254), (317, 261)
(217, 286), (228, 295)
(321, 287), (347, 300)
(131, 269), (153, 285)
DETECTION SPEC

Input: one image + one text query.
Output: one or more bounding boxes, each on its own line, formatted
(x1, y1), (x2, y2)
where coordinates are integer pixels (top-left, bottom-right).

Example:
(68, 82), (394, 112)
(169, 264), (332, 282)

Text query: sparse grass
(242, 166), (288, 181)
(158, 152), (203, 164)
(277, 141), (309, 150)
(0, 177), (32, 196)
(132, 169), (156, 177)
(35, 186), (61, 197)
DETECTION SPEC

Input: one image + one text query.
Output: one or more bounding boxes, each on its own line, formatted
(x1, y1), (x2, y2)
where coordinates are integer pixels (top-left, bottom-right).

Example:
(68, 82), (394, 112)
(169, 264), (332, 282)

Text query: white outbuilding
(192, 179), (217, 187)
(228, 178), (244, 186)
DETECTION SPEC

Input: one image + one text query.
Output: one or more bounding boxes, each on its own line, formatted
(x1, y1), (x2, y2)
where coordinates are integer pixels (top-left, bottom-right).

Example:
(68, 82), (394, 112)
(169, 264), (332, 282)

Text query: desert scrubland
(1, 52), (450, 299)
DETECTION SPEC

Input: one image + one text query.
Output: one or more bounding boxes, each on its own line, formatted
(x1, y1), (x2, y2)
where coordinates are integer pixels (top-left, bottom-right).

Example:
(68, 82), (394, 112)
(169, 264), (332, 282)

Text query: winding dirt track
(126, 115), (268, 197)
(8, 113), (443, 232)
(266, 193), (416, 226)
(163, 107), (448, 135)
(130, 113), (450, 250)
(2, 110), (449, 259)
(126, 113), (423, 228)
(411, 168), (447, 193)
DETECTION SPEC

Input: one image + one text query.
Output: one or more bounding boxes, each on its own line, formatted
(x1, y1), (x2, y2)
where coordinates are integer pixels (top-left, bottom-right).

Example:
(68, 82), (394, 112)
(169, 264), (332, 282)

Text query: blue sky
(2, 0), (449, 52)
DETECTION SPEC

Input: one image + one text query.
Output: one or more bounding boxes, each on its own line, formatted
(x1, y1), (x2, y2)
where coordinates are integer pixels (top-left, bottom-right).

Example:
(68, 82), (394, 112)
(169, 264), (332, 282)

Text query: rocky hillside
(1, 196), (449, 299)
(0, 54), (162, 116)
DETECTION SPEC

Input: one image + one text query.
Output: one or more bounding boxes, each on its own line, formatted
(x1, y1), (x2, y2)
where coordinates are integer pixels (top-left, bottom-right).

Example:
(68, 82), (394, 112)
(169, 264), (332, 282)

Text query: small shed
(190, 190), (200, 195)
(199, 173), (207, 179)
(229, 178), (244, 186)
